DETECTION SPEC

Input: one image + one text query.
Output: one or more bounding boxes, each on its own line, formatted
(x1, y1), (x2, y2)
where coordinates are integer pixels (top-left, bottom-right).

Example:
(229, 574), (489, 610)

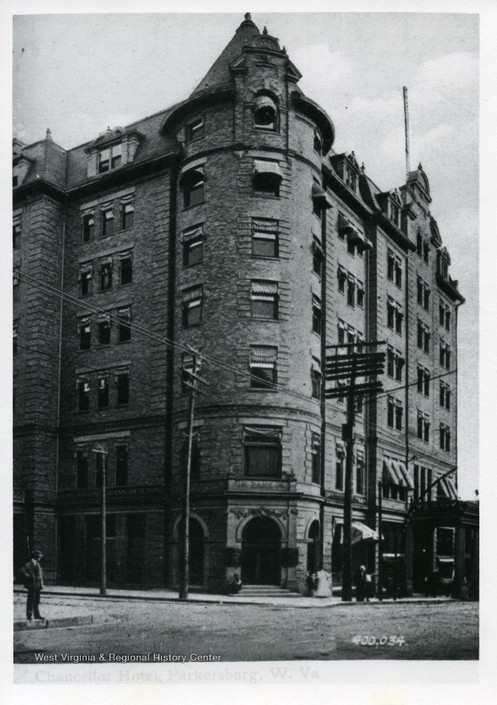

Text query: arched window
(254, 95), (278, 131)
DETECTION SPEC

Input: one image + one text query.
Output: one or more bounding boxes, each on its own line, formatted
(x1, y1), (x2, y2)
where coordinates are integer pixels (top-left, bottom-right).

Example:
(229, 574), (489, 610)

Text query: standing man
(19, 550), (44, 621)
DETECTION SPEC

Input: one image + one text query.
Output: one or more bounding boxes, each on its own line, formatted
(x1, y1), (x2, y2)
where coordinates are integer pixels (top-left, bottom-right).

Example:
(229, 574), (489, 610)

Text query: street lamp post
(93, 445), (108, 596)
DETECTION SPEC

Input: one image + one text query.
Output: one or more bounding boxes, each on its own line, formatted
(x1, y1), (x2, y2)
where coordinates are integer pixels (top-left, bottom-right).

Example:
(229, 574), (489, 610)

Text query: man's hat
(31, 550), (43, 559)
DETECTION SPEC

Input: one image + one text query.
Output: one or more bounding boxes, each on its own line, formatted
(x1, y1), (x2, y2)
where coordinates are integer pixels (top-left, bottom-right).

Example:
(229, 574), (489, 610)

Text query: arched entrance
(189, 518), (205, 586)
(307, 520), (321, 573)
(241, 516), (281, 585)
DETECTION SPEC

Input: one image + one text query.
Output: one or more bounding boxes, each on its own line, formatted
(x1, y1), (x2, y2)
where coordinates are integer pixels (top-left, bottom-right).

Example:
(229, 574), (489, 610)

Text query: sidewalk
(14, 583), (456, 631)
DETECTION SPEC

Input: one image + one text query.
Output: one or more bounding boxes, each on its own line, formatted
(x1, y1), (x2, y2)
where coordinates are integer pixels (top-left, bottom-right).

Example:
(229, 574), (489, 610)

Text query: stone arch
(172, 511), (210, 540)
(306, 519), (321, 573)
(241, 515), (282, 585)
(235, 511), (287, 543)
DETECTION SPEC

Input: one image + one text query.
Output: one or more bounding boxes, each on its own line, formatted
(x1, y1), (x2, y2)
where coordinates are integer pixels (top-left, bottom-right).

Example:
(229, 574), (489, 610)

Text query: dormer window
(185, 117), (204, 143)
(98, 143), (122, 173)
(345, 164), (358, 192)
(254, 95), (277, 131)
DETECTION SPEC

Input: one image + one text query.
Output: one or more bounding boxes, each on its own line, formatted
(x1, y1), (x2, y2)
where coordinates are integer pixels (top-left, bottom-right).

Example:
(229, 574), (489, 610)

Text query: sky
(12, 10), (479, 498)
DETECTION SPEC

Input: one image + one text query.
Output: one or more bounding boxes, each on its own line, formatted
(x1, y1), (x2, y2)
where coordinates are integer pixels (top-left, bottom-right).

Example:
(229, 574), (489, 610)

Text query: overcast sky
(12, 11), (479, 498)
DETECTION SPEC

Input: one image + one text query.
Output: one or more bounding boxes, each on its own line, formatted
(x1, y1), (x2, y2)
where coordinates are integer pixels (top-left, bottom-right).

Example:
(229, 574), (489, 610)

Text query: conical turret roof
(190, 13), (260, 95)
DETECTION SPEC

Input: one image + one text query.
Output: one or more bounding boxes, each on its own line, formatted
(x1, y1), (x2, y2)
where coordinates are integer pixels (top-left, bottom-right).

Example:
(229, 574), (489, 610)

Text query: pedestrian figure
(226, 573), (242, 595)
(306, 572), (318, 596)
(355, 564), (367, 602)
(19, 550), (44, 620)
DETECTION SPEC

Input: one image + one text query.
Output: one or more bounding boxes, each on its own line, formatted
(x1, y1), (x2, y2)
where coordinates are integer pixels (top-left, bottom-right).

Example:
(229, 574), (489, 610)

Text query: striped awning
(383, 459), (399, 485)
(251, 280), (278, 295)
(252, 218), (278, 233)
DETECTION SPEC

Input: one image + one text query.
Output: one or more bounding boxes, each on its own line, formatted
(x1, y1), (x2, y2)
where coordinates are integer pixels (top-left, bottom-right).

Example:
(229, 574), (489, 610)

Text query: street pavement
(14, 590), (478, 662)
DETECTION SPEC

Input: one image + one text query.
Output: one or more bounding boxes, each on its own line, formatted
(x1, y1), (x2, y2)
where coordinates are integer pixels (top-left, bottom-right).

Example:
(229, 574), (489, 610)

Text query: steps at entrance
(239, 585), (302, 598)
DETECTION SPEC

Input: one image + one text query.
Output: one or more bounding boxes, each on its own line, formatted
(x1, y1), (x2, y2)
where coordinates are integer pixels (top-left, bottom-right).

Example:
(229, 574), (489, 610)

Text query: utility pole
(93, 444), (108, 596)
(325, 343), (385, 602)
(179, 350), (207, 600)
(377, 480), (383, 600)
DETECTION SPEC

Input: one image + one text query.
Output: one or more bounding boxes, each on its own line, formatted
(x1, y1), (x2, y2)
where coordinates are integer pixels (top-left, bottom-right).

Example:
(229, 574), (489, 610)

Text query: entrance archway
(307, 520), (320, 573)
(241, 516), (281, 585)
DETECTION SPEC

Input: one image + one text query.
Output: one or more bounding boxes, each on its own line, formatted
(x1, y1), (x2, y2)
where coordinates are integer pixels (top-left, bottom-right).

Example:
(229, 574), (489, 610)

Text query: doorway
(241, 516), (281, 585)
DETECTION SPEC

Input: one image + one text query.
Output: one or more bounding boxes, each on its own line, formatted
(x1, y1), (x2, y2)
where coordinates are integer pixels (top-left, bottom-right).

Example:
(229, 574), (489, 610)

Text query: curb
(14, 588), (461, 609)
(15, 615), (94, 631)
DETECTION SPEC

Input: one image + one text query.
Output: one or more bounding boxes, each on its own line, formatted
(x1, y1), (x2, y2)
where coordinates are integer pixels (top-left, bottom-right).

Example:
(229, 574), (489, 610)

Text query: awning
(337, 213), (353, 235)
(445, 476), (458, 499)
(394, 460), (414, 489)
(383, 459), (399, 485)
(312, 182), (332, 209)
(337, 519), (379, 544)
(255, 95), (277, 110)
(253, 159), (282, 178)
(349, 228), (373, 251)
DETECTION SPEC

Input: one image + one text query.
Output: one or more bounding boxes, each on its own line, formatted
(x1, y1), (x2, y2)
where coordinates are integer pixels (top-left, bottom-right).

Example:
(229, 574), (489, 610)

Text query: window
(312, 295), (322, 335)
(337, 320), (346, 346)
(185, 116), (204, 142)
(98, 317), (111, 345)
(252, 219), (278, 259)
(440, 381), (451, 410)
(417, 411), (430, 442)
(80, 264), (93, 296)
(81, 212), (95, 242)
(249, 346), (277, 389)
(115, 445), (128, 485)
(311, 433), (321, 484)
(76, 450), (88, 488)
(387, 298), (403, 335)
(253, 159), (281, 197)
(311, 358), (322, 399)
(356, 281), (365, 308)
(13, 219), (22, 249)
(77, 380), (90, 411)
(118, 307), (131, 342)
(345, 164), (358, 192)
(387, 397), (403, 430)
(423, 241), (430, 264)
(244, 427), (281, 478)
(116, 371), (129, 405)
(356, 450), (365, 495)
(440, 340), (451, 370)
(100, 261), (113, 291)
(335, 445), (345, 491)
(337, 266), (347, 294)
(251, 280), (278, 320)
(439, 300), (451, 331)
(98, 143), (122, 173)
(120, 201), (134, 230)
(183, 225), (204, 267)
(440, 423), (451, 452)
(13, 321), (18, 355)
(119, 253), (133, 285)
(101, 207), (114, 237)
(417, 277), (431, 311)
(181, 166), (205, 208)
(254, 95), (277, 131)
(347, 234), (356, 256)
(417, 319), (430, 353)
(79, 318), (91, 351)
(417, 231), (423, 257)
(313, 128), (322, 154)
(417, 365), (430, 397)
(387, 346), (404, 382)
(97, 376), (109, 408)
(182, 286), (203, 327)
(347, 275), (356, 308)
(312, 237), (323, 277)
(388, 250), (402, 287)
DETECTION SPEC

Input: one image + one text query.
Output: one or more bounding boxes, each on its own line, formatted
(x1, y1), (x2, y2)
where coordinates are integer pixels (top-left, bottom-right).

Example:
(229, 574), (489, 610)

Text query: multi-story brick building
(13, 14), (477, 596)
